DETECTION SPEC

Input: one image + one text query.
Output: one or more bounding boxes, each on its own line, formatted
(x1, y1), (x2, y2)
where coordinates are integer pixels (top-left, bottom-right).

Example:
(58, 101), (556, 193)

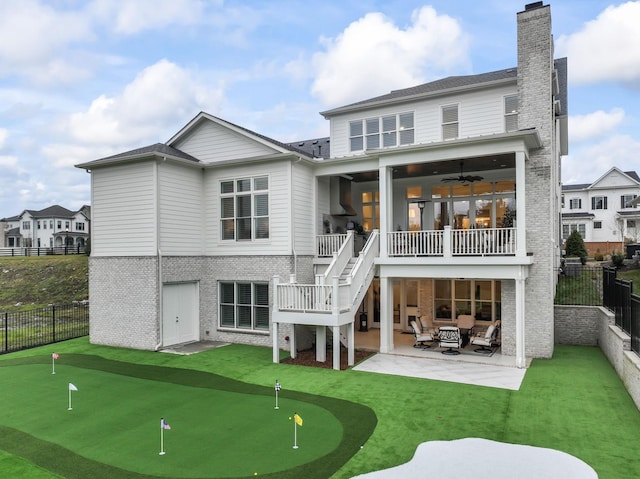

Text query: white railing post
(272, 276), (280, 313)
(332, 276), (340, 315)
(443, 226), (452, 257)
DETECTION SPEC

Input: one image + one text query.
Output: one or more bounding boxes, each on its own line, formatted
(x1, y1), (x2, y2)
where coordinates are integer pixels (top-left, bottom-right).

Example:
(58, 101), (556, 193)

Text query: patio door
(162, 282), (199, 347)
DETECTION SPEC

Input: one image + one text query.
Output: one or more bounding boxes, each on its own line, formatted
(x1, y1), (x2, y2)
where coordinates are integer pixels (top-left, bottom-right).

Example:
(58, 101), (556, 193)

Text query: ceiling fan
(442, 162), (484, 183)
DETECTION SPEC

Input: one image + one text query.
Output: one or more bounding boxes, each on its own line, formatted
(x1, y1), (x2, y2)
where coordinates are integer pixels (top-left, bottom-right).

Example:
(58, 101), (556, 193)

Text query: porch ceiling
(349, 153), (515, 182)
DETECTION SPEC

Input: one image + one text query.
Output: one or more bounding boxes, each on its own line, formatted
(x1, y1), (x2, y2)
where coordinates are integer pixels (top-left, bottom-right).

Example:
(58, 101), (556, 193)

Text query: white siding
(173, 120), (280, 164)
(158, 162), (204, 255)
(92, 162), (157, 256)
(592, 169), (637, 188)
(292, 162), (315, 256)
(203, 160), (292, 255)
(329, 84), (517, 158)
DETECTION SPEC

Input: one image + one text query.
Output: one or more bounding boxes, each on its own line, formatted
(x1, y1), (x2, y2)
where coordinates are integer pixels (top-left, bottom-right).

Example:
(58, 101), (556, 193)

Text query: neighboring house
(77, 3), (566, 369)
(1, 205), (91, 249)
(562, 168), (640, 256)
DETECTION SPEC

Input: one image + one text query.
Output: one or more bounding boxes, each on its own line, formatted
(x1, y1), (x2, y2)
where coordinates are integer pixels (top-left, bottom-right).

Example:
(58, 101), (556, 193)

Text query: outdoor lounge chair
(438, 326), (462, 355)
(410, 320), (435, 349)
(470, 320), (501, 353)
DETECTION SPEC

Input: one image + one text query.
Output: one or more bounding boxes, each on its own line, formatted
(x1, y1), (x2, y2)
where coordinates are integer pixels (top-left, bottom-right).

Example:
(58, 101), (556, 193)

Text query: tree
(565, 230), (587, 260)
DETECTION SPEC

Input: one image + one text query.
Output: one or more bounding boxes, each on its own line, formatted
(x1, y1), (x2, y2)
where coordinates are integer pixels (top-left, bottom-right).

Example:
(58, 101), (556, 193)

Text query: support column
(379, 165), (391, 257)
(316, 326), (326, 362)
(515, 151), (527, 258)
(515, 269), (526, 368)
(379, 276), (393, 353)
(290, 324), (296, 359)
(272, 321), (279, 364)
(348, 322), (355, 366)
(332, 326), (340, 370)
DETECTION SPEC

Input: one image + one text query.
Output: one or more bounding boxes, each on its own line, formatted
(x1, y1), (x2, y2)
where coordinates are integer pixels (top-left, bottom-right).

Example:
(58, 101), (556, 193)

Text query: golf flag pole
(274, 380), (281, 409)
(292, 412), (302, 449)
(159, 418), (171, 455)
(68, 383), (77, 410)
(52, 352), (59, 374)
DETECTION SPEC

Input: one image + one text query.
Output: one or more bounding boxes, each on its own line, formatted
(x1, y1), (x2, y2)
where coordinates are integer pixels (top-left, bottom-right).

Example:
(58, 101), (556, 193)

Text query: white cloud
(563, 134), (640, 184)
(569, 108), (625, 142)
(0, 0), (94, 83)
(310, 6), (470, 107)
(89, 0), (209, 35)
(63, 59), (224, 147)
(0, 128), (8, 149)
(0, 155), (18, 170)
(556, 2), (640, 85)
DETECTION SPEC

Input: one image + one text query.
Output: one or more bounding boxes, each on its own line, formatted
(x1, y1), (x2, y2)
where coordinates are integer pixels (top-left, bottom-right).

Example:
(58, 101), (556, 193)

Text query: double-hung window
(591, 196), (607, 210)
(350, 112), (415, 152)
(569, 198), (581, 210)
(220, 176), (269, 240)
(442, 104), (459, 140)
(504, 95), (518, 132)
(219, 281), (269, 331)
(621, 194), (637, 208)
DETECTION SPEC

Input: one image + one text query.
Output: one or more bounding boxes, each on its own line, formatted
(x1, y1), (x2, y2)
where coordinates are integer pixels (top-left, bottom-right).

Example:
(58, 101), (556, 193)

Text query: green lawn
(1, 338), (640, 479)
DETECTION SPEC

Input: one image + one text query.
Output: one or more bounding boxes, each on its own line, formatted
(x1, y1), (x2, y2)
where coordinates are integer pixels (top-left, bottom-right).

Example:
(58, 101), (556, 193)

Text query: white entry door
(162, 282), (199, 347)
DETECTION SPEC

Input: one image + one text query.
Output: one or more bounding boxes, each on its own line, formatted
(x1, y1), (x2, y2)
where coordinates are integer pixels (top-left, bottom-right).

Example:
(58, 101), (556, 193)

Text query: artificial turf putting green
(0, 354), (376, 479)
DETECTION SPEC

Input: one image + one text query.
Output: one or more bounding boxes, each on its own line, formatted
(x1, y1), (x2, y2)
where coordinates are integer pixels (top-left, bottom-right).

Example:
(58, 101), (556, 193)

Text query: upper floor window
(37, 221), (41, 229)
(49, 220), (53, 229)
(65, 221), (70, 229)
(594, 221), (602, 229)
(591, 196), (607, 210)
(76, 222), (85, 231)
(442, 104), (459, 140)
(43, 222), (47, 229)
(569, 198), (581, 210)
(504, 95), (518, 132)
(350, 112), (415, 152)
(621, 194), (637, 209)
(220, 176), (269, 241)
(22, 221), (30, 230)
(57, 221), (62, 229)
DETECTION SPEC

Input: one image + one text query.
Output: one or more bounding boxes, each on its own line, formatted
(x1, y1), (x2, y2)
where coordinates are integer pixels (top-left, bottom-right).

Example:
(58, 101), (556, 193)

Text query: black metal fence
(602, 266), (640, 355)
(0, 303), (89, 354)
(554, 265), (603, 306)
(0, 245), (86, 257)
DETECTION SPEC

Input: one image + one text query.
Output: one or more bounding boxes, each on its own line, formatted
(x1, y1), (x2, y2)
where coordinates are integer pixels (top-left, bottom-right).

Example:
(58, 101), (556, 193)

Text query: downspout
(154, 158), (165, 351)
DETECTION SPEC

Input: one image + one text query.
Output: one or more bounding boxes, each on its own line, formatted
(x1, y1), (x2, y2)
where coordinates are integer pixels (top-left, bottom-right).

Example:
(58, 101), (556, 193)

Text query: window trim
(441, 103), (459, 140)
(504, 94), (519, 132)
(621, 194), (638, 209)
(349, 112), (415, 152)
(569, 198), (582, 210)
(220, 175), (269, 241)
(218, 281), (270, 332)
(591, 196), (608, 210)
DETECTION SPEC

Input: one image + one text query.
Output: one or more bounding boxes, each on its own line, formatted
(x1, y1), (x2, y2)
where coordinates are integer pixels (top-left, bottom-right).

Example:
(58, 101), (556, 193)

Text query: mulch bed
(282, 348), (375, 370)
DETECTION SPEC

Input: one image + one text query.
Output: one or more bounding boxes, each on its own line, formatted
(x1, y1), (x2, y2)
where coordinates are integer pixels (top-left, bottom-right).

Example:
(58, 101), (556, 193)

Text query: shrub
(594, 249), (604, 261)
(565, 230), (588, 260)
(611, 252), (625, 268)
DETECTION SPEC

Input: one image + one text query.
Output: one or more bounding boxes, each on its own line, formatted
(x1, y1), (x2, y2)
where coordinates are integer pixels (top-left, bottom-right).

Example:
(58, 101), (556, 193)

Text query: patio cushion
(484, 325), (495, 340)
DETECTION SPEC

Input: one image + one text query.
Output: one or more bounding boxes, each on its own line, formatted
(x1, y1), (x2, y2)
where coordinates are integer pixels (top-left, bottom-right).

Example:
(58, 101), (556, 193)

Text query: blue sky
(1, 0), (639, 215)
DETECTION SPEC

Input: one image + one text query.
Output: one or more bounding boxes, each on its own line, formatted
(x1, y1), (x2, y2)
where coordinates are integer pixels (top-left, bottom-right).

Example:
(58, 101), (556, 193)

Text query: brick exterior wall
(89, 254), (314, 351)
(518, 4), (556, 359)
(89, 257), (159, 349)
(554, 305), (599, 346)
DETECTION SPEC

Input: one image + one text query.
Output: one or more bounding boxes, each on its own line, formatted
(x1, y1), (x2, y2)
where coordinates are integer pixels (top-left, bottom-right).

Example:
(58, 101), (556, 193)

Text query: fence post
(52, 305), (56, 343)
(3, 312), (7, 352)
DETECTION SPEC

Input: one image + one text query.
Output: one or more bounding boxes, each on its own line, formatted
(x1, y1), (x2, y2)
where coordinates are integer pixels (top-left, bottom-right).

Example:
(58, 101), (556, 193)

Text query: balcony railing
(316, 234), (348, 257)
(387, 227), (516, 257)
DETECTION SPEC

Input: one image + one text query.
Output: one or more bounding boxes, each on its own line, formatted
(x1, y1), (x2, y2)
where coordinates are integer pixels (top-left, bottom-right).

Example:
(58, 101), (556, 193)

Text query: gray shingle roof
(624, 170), (640, 182)
(562, 184), (590, 191)
(93, 143), (200, 164)
(286, 137), (330, 159)
(321, 68), (518, 116)
(27, 205), (74, 218)
(562, 212), (595, 219)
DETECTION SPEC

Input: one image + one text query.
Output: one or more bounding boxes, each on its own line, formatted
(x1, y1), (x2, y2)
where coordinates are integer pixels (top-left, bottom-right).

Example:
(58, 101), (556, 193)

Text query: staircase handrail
(321, 230), (354, 285)
(348, 230), (379, 306)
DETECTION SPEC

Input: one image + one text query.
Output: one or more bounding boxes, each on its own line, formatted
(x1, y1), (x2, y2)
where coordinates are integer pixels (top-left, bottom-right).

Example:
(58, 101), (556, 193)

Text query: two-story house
(561, 167), (640, 256)
(77, 2), (567, 370)
(1, 205), (91, 249)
